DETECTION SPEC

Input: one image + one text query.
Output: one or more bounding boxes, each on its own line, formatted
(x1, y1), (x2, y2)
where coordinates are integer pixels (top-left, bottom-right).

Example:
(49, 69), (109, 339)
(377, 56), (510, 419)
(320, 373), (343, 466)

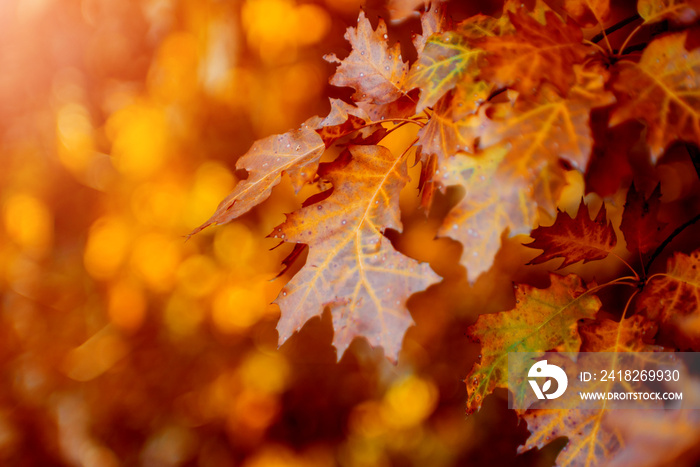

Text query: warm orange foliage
(3, 0), (700, 466)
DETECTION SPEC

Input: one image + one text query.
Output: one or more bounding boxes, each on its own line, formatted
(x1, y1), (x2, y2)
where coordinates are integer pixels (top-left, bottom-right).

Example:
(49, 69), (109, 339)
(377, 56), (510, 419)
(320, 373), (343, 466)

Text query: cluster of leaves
(195, 0), (700, 464)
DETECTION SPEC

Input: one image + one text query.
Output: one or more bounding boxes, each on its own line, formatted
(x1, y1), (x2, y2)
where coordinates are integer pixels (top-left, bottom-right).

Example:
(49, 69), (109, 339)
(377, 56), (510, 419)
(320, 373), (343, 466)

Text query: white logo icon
(528, 360), (568, 400)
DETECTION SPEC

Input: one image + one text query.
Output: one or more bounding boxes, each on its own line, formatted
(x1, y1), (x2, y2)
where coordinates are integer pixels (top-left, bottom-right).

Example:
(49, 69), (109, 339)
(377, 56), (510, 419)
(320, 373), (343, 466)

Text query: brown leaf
(478, 65), (615, 171)
(438, 145), (539, 282)
(564, 0), (611, 27)
(465, 273), (600, 413)
(580, 315), (660, 352)
(316, 114), (368, 148)
(416, 80), (489, 163)
(477, 10), (590, 96)
(326, 11), (408, 105)
(412, 2), (446, 55)
(638, 0), (700, 25)
(319, 98), (370, 127)
(620, 183), (667, 254)
(190, 119), (324, 235)
(274, 145), (439, 361)
(520, 316), (661, 467)
(406, 14), (499, 113)
(525, 199), (617, 268)
(636, 248), (700, 348)
(609, 32), (700, 162)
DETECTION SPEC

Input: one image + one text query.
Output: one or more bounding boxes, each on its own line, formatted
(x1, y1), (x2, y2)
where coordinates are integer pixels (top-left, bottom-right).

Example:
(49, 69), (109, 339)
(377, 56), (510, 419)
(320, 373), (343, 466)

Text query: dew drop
(383, 34), (388, 39)
(342, 220), (347, 225)
(360, 72), (364, 77)
(317, 205), (323, 210)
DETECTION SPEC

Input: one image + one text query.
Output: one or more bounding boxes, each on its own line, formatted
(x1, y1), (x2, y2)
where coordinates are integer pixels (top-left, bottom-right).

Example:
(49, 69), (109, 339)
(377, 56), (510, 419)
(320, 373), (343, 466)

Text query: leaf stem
(583, 39), (609, 56)
(645, 212), (700, 273)
(375, 117), (427, 128)
(615, 289), (641, 349)
(586, 276), (639, 297)
(618, 23), (644, 57)
(610, 252), (640, 281)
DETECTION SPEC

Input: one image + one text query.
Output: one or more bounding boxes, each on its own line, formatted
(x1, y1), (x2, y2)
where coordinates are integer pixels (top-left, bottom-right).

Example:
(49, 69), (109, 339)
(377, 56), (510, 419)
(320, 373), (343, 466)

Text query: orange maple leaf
(525, 199), (617, 268)
(416, 80), (490, 162)
(637, 0), (700, 25)
(564, 0), (611, 27)
(411, 2), (446, 55)
(636, 249), (700, 348)
(326, 11), (408, 105)
(274, 145), (439, 361)
(477, 66), (615, 171)
(609, 32), (700, 162)
(190, 119), (324, 235)
(405, 14), (499, 112)
(465, 274), (600, 413)
(519, 315), (661, 467)
(437, 145), (538, 281)
(477, 10), (590, 96)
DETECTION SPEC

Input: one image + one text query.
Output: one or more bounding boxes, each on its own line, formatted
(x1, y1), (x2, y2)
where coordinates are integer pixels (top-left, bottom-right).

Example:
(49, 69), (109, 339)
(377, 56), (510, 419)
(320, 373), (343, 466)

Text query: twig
(645, 212), (700, 273)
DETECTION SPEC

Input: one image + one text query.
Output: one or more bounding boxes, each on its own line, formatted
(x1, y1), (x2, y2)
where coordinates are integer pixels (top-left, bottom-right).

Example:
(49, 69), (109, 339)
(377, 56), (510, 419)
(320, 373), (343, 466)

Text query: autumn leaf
(477, 66), (615, 171)
(326, 11), (408, 105)
(412, 2), (446, 55)
(638, 0), (700, 25)
(477, 10), (590, 96)
(316, 114), (369, 148)
(605, 377), (700, 467)
(190, 119), (324, 235)
(406, 14), (499, 112)
(417, 80), (490, 162)
(579, 315), (660, 352)
(525, 199), (617, 268)
(636, 248), (700, 347)
(564, 0), (611, 27)
(274, 145), (439, 361)
(609, 32), (700, 162)
(465, 273), (600, 414)
(319, 98), (370, 127)
(620, 183), (666, 254)
(438, 145), (538, 282)
(519, 315), (659, 467)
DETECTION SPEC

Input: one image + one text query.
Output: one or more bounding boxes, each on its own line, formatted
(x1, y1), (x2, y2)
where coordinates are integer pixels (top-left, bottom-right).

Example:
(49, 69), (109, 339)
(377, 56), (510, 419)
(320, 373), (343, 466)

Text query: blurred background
(0, 0), (604, 465)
